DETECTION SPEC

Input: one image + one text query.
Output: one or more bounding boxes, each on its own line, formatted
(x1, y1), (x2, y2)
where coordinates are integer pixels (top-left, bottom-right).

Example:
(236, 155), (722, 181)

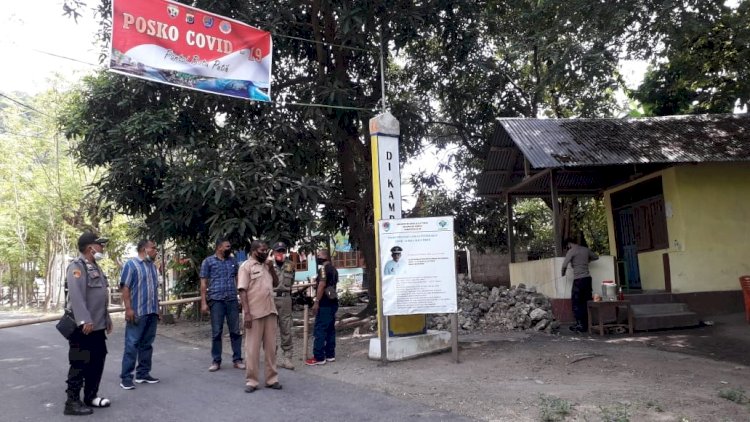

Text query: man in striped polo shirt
(119, 239), (161, 390)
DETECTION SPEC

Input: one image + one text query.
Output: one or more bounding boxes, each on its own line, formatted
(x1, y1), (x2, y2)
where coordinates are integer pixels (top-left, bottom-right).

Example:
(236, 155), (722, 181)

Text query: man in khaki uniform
(238, 240), (281, 393)
(271, 242), (296, 370)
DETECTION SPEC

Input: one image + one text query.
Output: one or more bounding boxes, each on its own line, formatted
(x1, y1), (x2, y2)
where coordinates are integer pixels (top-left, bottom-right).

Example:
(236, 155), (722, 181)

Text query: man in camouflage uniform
(271, 242), (296, 370)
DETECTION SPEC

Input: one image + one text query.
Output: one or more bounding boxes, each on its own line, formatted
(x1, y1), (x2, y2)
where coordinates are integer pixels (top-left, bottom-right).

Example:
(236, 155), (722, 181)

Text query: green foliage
(0, 86), (131, 307)
(633, 2), (750, 115)
(538, 394), (572, 422)
(645, 400), (664, 413)
(338, 289), (359, 307)
(718, 387), (748, 405)
(599, 403), (630, 422)
(60, 71), (324, 251)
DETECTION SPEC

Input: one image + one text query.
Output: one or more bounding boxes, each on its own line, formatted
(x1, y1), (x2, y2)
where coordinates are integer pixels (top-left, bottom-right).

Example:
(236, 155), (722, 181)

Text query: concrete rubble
(427, 279), (560, 333)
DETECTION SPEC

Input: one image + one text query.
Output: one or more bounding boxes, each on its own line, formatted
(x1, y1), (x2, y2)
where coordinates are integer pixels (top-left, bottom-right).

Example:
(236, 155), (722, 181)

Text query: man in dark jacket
(305, 249), (338, 366)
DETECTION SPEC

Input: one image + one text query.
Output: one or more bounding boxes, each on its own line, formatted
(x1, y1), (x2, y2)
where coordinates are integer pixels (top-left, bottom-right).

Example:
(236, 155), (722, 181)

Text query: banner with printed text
(110, 0), (272, 101)
(378, 217), (458, 316)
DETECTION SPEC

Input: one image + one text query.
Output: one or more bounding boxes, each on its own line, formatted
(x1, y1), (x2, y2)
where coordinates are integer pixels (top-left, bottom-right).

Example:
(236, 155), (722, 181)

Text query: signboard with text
(378, 217), (457, 316)
(110, 0), (272, 101)
(374, 135), (402, 220)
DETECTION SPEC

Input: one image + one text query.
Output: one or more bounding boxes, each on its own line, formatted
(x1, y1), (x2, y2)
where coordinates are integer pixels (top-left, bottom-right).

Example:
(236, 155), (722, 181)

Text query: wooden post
(506, 194), (515, 263)
(302, 304), (309, 361)
(451, 312), (459, 363)
(550, 169), (562, 257)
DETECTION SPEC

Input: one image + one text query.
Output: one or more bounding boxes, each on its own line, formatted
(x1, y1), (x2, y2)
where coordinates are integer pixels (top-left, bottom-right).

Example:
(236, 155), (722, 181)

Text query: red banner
(110, 0), (272, 101)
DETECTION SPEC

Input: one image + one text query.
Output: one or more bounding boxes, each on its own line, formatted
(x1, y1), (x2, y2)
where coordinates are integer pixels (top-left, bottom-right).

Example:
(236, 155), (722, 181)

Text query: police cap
(390, 246), (403, 254)
(272, 242), (288, 252)
(77, 231), (109, 252)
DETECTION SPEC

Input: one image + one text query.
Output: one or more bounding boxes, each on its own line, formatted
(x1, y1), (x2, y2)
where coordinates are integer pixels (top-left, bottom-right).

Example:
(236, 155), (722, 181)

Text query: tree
(634, 1), (750, 115)
(0, 85), (127, 310)
(60, 0), (444, 308)
(60, 0), (708, 310)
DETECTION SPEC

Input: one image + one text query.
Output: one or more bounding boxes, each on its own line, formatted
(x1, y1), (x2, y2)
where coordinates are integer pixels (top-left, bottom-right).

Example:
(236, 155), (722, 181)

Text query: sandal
(86, 397), (111, 408)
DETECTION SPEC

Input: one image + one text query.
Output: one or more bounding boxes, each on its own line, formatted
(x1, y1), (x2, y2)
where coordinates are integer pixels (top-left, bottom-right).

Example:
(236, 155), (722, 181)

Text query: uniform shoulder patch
(72, 268), (82, 278)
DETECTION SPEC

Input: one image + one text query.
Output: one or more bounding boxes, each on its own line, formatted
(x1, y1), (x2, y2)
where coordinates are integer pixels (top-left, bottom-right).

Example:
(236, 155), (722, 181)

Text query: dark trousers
(571, 276), (593, 328)
(66, 329), (107, 403)
(313, 304), (338, 361)
(120, 313), (158, 381)
(209, 299), (243, 364)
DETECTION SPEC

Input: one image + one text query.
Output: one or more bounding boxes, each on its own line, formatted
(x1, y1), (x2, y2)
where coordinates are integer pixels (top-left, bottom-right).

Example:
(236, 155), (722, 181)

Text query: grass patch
(645, 400), (664, 412)
(538, 394), (572, 421)
(718, 387), (748, 404)
(599, 403), (630, 422)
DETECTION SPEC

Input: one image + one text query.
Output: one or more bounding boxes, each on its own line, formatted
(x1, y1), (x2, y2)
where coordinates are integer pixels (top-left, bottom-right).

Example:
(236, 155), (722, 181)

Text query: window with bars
(332, 251), (364, 269)
(290, 252), (308, 271)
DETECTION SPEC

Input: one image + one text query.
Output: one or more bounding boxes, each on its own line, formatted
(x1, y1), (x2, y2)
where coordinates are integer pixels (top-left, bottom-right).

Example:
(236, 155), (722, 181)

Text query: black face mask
(256, 252), (269, 262)
(222, 250), (231, 259)
(317, 257), (327, 264)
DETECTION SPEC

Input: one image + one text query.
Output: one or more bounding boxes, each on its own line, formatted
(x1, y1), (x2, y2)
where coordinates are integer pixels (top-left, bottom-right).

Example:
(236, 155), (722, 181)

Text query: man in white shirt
(384, 246), (404, 276)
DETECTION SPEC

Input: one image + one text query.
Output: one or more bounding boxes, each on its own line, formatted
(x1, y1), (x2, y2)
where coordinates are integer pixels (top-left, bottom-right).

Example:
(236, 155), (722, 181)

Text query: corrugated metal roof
(495, 114), (750, 168)
(478, 113), (750, 197)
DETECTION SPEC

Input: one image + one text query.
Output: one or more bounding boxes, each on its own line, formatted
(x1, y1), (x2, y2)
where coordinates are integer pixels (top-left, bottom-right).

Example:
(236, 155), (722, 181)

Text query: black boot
(64, 400), (93, 416)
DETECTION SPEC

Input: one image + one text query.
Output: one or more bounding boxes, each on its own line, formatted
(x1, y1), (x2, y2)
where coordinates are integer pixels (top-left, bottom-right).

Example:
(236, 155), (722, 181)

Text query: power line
(0, 130), (48, 140)
(0, 93), (51, 117)
(31, 49), (100, 67)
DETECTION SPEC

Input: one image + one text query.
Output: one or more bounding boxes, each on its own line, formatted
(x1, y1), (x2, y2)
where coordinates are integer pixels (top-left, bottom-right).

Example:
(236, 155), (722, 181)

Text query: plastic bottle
(618, 286), (624, 301)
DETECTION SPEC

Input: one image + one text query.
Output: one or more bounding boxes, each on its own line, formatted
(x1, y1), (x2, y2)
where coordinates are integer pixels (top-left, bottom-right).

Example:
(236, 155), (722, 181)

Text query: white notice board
(378, 216), (458, 315)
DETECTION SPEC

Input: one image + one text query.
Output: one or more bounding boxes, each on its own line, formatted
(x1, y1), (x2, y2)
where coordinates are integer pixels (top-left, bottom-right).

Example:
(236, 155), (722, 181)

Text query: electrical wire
(0, 93), (51, 117)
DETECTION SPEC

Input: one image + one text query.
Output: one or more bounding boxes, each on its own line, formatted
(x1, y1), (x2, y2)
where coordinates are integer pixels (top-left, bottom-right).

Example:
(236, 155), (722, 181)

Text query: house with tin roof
(479, 113), (750, 327)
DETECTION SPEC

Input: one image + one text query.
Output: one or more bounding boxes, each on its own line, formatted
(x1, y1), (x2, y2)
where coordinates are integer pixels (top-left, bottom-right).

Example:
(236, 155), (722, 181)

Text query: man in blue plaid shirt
(200, 238), (245, 371)
(119, 239), (161, 390)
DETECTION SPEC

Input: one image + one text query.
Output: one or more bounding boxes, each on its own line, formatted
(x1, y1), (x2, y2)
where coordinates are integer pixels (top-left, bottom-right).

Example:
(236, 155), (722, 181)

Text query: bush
(338, 289), (358, 307)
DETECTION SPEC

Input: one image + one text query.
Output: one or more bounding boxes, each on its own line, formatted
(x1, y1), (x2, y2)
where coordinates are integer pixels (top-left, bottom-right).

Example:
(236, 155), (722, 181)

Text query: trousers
(571, 276), (593, 328)
(66, 329), (107, 403)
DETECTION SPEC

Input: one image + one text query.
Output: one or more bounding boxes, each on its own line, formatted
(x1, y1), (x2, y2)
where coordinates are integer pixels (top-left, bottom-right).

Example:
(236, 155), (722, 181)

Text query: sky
(0, 2), (102, 94)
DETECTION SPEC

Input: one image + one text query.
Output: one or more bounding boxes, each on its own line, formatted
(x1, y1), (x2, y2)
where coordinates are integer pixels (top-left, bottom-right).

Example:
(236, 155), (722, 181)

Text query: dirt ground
(156, 306), (750, 422)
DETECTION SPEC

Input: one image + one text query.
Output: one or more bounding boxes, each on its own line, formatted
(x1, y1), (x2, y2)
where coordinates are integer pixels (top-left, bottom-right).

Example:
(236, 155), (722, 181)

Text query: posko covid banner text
(110, 0), (272, 102)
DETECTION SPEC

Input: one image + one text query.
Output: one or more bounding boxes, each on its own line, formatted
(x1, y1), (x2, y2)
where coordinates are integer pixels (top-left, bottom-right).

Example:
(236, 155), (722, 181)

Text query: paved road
(0, 320), (472, 422)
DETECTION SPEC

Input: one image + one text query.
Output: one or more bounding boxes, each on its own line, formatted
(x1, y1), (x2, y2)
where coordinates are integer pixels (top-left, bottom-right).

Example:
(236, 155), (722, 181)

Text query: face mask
(222, 250), (231, 259)
(256, 252), (269, 262)
(317, 257), (327, 264)
(94, 252), (105, 261)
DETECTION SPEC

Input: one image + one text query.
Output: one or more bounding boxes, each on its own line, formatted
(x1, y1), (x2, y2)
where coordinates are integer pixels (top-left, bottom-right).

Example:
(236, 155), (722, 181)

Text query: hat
(272, 241), (288, 251)
(78, 232), (109, 252)
(390, 246), (403, 253)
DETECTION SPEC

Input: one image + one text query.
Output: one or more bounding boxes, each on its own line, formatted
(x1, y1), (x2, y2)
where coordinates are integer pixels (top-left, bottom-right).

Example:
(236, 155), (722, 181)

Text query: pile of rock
(428, 279), (560, 333)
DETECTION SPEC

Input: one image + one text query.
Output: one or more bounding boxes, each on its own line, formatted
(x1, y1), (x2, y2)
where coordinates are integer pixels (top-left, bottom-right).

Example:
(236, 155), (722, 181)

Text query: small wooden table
(587, 300), (634, 336)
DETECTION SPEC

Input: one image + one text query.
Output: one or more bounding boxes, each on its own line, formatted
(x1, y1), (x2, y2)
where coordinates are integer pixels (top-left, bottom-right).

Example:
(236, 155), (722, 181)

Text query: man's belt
(275, 291), (290, 297)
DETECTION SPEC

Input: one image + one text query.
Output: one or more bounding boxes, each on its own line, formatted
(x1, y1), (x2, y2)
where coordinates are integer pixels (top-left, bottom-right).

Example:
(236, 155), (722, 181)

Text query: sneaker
(304, 358), (326, 366)
(119, 379), (136, 390)
(208, 362), (221, 372)
(325, 357), (336, 362)
(135, 375), (160, 384)
(233, 360), (246, 370)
